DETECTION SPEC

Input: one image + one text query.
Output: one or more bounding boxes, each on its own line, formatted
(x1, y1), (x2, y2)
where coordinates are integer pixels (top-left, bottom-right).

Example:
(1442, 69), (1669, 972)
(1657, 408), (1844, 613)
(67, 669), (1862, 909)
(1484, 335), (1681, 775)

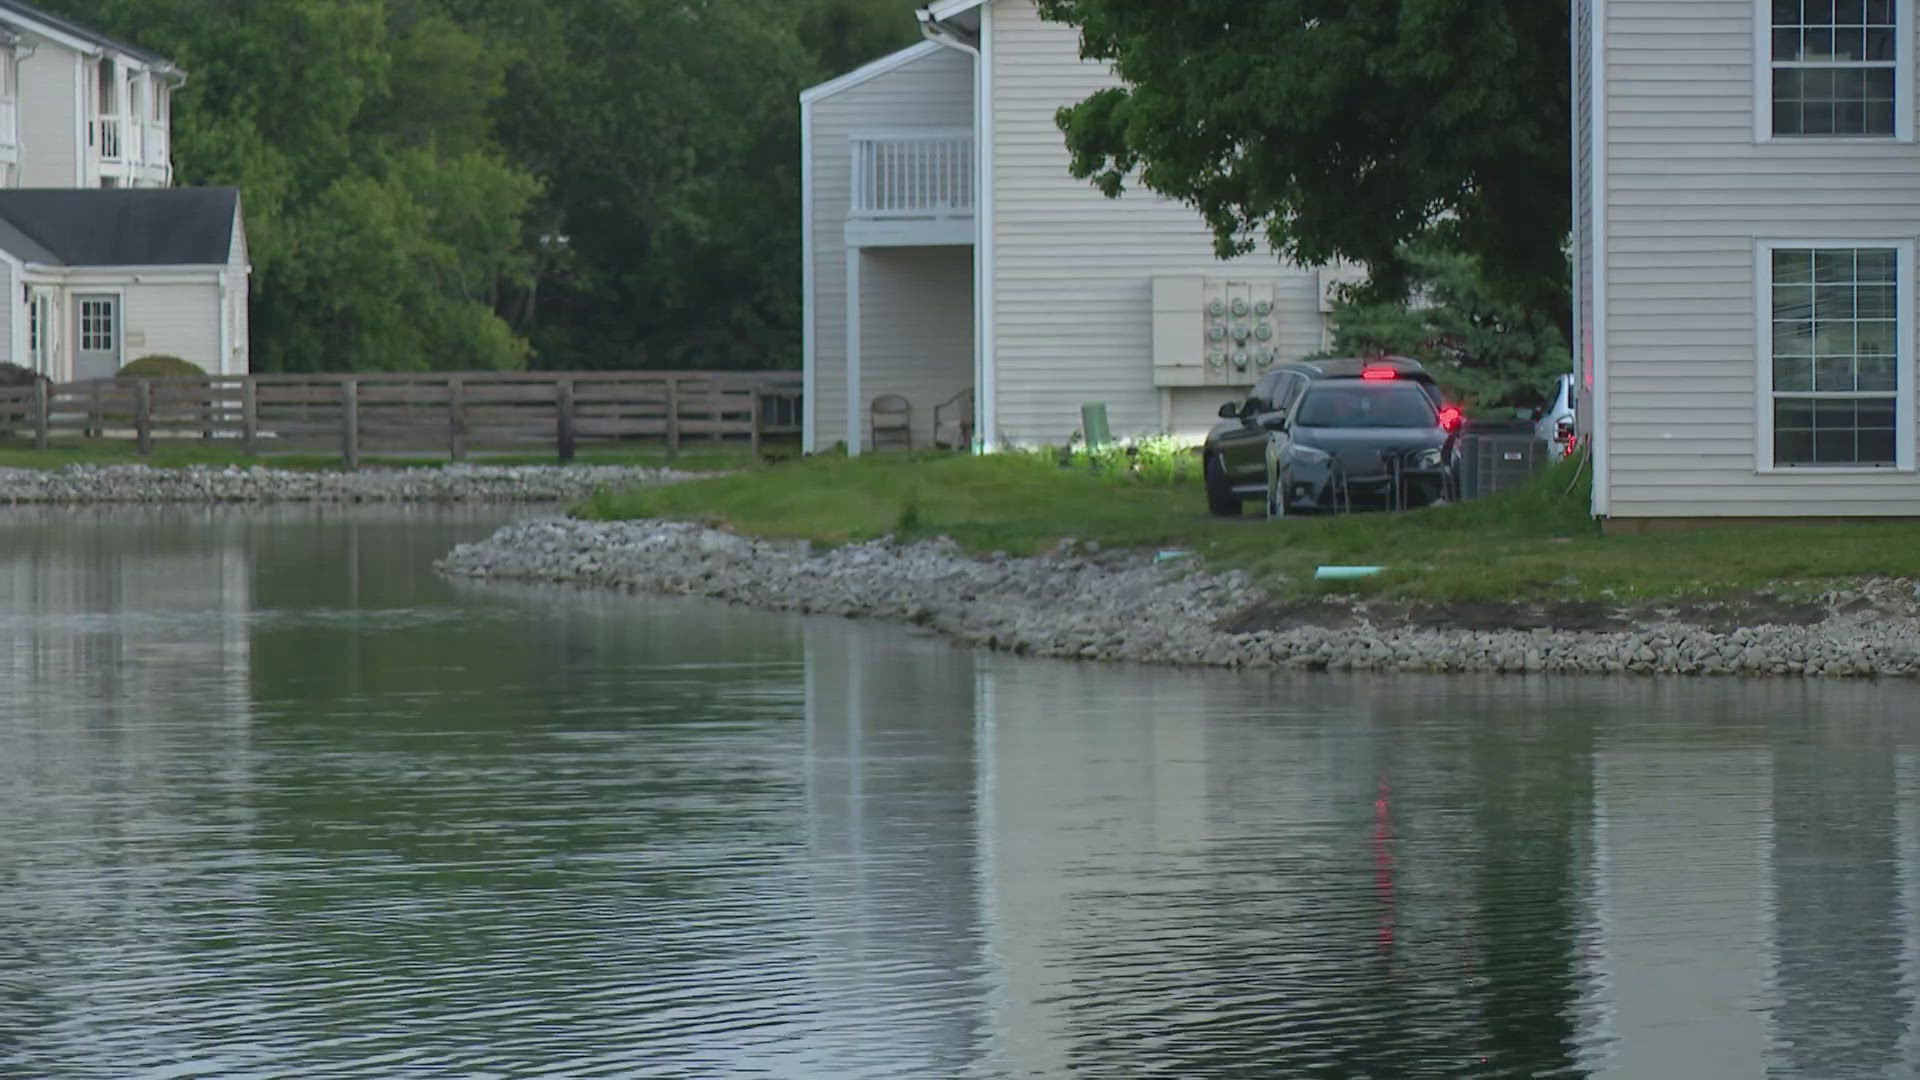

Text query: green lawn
(0, 438), (769, 474)
(579, 449), (1920, 602)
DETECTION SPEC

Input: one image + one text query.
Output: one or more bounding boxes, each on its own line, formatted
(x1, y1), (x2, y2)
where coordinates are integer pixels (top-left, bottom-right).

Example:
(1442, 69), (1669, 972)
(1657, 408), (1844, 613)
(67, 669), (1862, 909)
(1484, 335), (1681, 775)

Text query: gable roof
(0, 188), (239, 267)
(0, 0), (178, 73)
(801, 39), (948, 104)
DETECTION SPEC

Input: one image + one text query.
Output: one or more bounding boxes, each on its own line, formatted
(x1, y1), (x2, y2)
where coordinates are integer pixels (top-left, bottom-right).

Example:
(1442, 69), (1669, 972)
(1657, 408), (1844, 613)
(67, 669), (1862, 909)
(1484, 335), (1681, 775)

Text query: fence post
(241, 378), (258, 456)
(340, 377), (360, 470)
(749, 384), (763, 463)
(31, 379), (48, 450)
(448, 376), (467, 461)
(135, 379), (153, 456)
(556, 377), (577, 464)
(666, 377), (681, 460)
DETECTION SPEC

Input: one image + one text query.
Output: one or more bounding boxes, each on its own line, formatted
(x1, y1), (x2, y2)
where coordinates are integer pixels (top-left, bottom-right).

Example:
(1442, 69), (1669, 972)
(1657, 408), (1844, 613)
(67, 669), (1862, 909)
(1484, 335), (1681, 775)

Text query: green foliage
(117, 355), (206, 378)
(1040, 435), (1201, 486)
(1326, 234), (1571, 408)
(1034, 0), (1571, 327)
(41, 0), (921, 375)
(581, 449), (1920, 602)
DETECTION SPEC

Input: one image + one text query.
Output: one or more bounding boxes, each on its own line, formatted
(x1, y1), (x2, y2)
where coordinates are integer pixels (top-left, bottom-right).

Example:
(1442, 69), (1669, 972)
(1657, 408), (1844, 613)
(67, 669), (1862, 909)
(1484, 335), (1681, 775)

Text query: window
(1295, 384), (1439, 429)
(1765, 245), (1908, 467)
(79, 298), (114, 352)
(1768, 0), (1904, 137)
(155, 84), (168, 123)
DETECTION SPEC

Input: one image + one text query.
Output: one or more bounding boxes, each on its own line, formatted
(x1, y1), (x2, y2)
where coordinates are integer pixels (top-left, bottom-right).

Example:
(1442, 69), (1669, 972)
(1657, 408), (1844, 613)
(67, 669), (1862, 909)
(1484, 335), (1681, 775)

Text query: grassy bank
(0, 439), (764, 474)
(579, 448), (1920, 601)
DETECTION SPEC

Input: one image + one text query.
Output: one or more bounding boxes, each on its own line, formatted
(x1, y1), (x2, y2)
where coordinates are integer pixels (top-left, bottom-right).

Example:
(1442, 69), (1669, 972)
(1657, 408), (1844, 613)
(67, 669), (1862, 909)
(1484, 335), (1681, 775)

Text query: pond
(0, 506), (1916, 1078)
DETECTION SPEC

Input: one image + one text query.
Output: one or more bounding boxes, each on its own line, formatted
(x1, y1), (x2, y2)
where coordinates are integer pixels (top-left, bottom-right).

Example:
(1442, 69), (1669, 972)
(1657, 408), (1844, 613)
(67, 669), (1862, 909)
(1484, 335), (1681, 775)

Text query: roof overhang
(800, 38), (947, 105)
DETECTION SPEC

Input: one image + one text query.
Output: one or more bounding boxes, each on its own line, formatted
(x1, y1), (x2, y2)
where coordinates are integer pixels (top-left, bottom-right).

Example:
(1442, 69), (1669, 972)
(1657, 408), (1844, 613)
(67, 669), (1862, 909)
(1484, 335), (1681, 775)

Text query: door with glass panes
(73, 294), (120, 380)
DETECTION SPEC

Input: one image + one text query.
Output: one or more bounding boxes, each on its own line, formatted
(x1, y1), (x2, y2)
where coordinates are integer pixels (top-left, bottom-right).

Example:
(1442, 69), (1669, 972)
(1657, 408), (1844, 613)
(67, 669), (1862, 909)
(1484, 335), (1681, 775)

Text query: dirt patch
(1220, 594), (1837, 636)
(1216, 599), (1364, 633)
(1651, 597), (1827, 634)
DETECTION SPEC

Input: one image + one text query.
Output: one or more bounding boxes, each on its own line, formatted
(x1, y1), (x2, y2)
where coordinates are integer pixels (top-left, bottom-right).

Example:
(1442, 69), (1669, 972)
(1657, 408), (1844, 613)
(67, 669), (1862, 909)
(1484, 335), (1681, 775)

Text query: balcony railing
(850, 130), (974, 219)
(93, 114), (122, 161)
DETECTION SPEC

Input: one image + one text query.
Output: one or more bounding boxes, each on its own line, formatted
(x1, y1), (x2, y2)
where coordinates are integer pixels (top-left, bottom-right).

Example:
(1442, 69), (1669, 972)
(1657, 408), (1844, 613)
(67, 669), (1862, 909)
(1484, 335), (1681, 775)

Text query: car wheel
(1204, 454), (1242, 517)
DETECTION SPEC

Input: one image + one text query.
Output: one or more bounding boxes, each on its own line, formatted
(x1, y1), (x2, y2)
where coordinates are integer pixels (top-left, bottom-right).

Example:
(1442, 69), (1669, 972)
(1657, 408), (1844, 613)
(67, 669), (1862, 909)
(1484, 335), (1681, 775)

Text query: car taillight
(1438, 406), (1463, 433)
(1361, 368), (1397, 381)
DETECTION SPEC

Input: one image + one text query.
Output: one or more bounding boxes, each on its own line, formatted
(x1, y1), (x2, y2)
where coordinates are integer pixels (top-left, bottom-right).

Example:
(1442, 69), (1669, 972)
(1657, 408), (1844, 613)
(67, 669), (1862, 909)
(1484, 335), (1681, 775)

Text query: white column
(846, 245), (863, 457)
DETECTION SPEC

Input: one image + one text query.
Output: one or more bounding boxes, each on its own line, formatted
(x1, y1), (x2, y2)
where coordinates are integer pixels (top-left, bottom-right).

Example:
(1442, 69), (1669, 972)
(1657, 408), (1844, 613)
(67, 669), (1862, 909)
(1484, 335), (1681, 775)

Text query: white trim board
(974, 0), (994, 451)
(800, 84), (817, 453)
(1590, 0), (1610, 516)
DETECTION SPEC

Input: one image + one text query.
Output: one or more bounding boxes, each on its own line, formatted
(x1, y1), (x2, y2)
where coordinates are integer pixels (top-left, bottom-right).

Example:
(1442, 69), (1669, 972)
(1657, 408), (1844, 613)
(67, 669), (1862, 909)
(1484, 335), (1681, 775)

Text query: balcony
(92, 114), (172, 185)
(846, 129), (974, 247)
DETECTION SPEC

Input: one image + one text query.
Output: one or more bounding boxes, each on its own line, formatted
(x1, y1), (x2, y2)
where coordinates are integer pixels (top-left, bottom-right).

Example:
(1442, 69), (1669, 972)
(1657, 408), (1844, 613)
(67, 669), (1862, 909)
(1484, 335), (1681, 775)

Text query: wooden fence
(0, 371), (804, 467)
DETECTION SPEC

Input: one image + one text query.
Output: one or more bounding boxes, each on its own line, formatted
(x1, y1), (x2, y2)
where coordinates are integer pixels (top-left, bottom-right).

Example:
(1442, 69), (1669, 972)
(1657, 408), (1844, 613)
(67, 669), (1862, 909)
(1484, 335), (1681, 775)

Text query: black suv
(1201, 357), (1461, 517)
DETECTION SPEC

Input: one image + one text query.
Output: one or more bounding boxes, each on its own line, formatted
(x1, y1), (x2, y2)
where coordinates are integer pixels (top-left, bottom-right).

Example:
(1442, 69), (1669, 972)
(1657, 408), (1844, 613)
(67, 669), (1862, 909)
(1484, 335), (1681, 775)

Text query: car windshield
(1295, 383), (1438, 428)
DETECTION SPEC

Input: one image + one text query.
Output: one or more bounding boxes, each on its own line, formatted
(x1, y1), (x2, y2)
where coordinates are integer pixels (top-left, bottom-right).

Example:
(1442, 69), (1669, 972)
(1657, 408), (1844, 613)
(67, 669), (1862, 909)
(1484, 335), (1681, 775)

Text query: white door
(74, 294), (120, 380)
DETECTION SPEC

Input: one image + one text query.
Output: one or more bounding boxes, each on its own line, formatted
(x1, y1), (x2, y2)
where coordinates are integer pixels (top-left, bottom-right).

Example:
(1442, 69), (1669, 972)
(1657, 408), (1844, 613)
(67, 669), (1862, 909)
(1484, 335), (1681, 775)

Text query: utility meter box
(1152, 276), (1288, 388)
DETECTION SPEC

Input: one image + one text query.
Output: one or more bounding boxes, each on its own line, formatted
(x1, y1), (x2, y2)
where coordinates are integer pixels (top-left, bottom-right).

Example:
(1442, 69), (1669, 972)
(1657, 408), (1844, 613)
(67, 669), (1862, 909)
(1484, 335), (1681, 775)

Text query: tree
(1325, 232), (1569, 409)
(1032, 0), (1571, 334)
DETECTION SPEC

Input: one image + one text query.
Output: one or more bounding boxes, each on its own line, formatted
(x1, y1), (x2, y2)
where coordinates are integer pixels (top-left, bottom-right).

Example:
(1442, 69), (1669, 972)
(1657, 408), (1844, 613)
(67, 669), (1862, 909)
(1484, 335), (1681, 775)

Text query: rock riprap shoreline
(0, 464), (695, 503)
(437, 517), (1920, 680)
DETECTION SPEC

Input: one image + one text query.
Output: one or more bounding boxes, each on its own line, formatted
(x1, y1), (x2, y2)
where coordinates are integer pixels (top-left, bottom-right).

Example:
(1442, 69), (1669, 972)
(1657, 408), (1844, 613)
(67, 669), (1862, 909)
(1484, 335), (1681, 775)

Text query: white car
(1533, 373), (1577, 456)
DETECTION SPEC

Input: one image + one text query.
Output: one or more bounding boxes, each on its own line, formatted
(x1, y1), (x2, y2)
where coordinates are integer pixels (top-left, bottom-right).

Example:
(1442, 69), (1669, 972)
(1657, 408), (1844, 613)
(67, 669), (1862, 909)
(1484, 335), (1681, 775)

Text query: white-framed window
(78, 297), (115, 352)
(1759, 241), (1914, 469)
(1762, 0), (1913, 140)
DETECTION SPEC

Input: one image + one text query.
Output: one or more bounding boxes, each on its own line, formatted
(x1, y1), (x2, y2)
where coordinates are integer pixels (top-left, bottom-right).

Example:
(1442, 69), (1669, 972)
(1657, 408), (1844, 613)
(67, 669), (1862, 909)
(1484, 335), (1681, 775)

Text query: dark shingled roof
(0, 0), (175, 70)
(0, 188), (239, 267)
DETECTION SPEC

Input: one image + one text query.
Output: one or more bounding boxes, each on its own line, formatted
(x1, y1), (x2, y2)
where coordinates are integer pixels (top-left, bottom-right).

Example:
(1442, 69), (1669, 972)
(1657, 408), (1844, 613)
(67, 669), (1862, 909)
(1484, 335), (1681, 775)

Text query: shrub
(117, 355), (205, 378)
(1029, 434), (1201, 487)
(0, 362), (49, 388)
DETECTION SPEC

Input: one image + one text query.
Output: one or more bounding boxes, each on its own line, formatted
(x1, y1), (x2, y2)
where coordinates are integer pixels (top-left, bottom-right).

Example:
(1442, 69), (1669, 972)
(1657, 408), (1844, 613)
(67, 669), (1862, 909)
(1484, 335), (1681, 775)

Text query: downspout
(918, 8), (989, 452)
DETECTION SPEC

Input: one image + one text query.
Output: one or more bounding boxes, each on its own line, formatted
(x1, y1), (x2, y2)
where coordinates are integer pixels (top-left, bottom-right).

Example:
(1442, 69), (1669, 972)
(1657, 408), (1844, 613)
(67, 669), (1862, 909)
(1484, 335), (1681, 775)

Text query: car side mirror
(1217, 402), (1240, 419)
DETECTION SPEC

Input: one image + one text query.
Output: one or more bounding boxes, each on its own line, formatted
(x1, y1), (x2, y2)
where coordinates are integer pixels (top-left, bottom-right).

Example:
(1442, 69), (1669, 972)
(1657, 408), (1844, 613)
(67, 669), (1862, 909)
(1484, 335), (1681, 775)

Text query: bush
(117, 355), (205, 378)
(1033, 434), (1201, 487)
(0, 362), (49, 388)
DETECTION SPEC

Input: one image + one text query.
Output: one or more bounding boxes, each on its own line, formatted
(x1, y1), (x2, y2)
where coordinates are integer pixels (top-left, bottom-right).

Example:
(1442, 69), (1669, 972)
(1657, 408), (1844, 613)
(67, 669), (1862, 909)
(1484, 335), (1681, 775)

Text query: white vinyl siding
(121, 280), (221, 369)
(14, 39), (80, 187)
(806, 45), (973, 452)
(1600, 0), (1920, 516)
(987, 0), (1323, 446)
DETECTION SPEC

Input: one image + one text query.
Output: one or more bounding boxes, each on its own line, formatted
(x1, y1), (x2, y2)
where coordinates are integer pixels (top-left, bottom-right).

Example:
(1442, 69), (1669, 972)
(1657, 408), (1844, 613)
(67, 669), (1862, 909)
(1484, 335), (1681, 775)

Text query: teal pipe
(1313, 565), (1385, 581)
